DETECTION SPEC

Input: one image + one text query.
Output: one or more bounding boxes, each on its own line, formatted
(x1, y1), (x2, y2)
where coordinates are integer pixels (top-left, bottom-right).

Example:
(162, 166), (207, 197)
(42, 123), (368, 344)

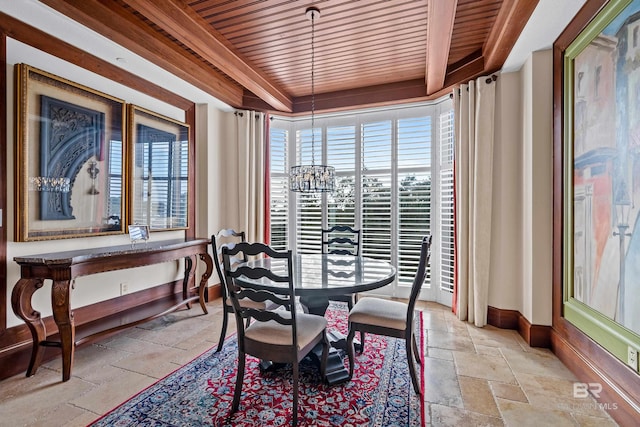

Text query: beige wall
(522, 50), (554, 326)
(531, 50), (554, 326)
(195, 104), (230, 243)
(488, 49), (554, 326)
(488, 71), (524, 311)
(195, 105), (236, 284)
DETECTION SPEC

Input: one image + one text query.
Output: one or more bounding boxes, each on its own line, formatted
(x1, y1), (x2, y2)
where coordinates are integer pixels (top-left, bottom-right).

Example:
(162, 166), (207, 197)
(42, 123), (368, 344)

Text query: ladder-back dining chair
(211, 228), (248, 353)
(222, 242), (329, 426)
(345, 234), (432, 395)
(321, 225), (361, 310)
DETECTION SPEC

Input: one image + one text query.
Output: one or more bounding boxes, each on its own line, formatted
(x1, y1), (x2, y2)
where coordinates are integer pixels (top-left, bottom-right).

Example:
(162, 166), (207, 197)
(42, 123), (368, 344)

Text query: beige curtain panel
(235, 110), (266, 244)
(454, 75), (497, 327)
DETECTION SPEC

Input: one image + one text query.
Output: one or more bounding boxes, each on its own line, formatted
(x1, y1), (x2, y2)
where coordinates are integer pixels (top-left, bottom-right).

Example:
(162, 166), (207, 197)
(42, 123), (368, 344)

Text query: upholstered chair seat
(348, 297), (407, 330)
(245, 312), (327, 347)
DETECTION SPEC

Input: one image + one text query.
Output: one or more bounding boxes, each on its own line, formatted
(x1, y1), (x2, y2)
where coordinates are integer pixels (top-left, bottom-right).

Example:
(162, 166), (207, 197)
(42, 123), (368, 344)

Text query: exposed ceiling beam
(483, 0), (540, 72)
(0, 11), (193, 111)
(443, 54), (485, 88)
(123, 0), (292, 112)
(425, 0), (458, 95)
(40, 0), (243, 108)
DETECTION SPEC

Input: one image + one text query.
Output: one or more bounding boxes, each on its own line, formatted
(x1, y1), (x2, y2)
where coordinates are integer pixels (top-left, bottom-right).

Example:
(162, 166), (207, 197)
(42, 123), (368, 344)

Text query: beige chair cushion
(245, 312), (327, 347)
(349, 297), (408, 330)
(237, 298), (268, 310)
(235, 298), (281, 311)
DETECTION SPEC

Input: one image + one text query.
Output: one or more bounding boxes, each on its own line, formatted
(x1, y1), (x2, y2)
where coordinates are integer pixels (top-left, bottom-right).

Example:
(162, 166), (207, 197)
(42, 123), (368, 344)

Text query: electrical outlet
(120, 282), (129, 295)
(627, 346), (638, 371)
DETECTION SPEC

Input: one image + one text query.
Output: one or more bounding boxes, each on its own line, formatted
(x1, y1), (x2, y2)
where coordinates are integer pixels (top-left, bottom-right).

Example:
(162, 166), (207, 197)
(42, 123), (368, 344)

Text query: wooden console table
(11, 238), (213, 382)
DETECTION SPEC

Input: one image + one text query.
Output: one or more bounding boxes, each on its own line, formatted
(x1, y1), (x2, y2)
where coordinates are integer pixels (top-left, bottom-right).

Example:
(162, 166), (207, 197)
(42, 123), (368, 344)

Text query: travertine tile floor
(0, 299), (619, 426)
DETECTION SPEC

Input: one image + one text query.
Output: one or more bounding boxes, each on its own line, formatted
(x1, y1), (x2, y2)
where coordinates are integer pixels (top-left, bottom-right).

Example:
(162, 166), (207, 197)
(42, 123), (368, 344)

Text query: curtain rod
(235, 111), (262, 119)
(448, 74), (498, 98)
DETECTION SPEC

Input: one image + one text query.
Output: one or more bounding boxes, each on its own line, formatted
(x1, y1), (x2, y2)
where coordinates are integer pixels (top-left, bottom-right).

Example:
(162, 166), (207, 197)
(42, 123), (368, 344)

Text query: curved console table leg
(183, 255), (196, 309)
(198, 252), (213, 314)
(11, 278), (46, 377)
(52, 279), (75, 382)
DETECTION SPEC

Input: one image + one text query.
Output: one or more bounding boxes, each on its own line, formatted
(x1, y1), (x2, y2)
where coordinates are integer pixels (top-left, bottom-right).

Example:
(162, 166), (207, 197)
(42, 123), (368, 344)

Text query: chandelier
(289, 7), (335, 193)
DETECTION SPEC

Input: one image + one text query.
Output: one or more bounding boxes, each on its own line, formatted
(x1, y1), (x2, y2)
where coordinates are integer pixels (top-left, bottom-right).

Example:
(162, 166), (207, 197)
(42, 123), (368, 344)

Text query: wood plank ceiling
(40, 0), (539, 114)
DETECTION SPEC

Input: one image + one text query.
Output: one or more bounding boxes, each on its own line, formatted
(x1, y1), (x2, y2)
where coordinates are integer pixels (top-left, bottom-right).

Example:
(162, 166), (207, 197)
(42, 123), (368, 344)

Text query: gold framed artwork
(127, 105), (189, 231)
(14, 64), (126, 241)
(561, 0), (640, 367)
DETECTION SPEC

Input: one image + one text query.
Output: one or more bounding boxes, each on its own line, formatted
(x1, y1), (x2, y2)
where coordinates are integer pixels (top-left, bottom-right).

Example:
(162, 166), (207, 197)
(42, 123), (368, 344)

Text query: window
(439, 110), (455, 292)
(132, 125), (188, 228)
(269, 127), (289, 251)
(269, 99), (454, 297)
(106, 140), (123, 228)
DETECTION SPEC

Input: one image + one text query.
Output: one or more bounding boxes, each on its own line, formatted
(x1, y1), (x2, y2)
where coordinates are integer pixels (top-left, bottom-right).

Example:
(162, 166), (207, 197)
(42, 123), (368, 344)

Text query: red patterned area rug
(89, 303), (424, 426)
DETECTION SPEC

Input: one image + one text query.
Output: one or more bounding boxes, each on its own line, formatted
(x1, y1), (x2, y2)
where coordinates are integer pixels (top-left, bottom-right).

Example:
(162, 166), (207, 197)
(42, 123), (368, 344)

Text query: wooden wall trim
(0, 280), (188, 381)
(487, 306), (551, 348)
(487, 305), (519, 330)
(0, 281), (223, 381)
(552, 328), (639, 426)
(488, 305), (640, 423)
(186, 105), (196, 240)
(207, 283), (222, 301)
(0, 31), (6, 335)
(517, 315), (552, 348)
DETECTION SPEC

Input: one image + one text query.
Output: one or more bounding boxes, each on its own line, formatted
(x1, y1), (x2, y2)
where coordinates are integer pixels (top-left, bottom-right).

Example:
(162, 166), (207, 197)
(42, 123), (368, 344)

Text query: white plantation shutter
(132, 138), (188, 228)
(361, 121), (392, 262)
(107, 140), (122, 221)
(439, 110), (455, 292)
(361, 173), (393, 260)
(296, 193), (322, 253)
(133, 140), (189, 228)
(269, 127), (288, 251)
(397, 116), (432, 286)
(327, 125), (356, 228)
(174, 140), (189, 226)
(269, 99), (454, 299)
(295, 128), (322, 253)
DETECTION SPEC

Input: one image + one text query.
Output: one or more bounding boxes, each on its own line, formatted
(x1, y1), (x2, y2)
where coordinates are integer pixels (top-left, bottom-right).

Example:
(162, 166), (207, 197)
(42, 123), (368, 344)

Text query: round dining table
(235, 253), (396, 315)
(234, 253), (397, 385)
